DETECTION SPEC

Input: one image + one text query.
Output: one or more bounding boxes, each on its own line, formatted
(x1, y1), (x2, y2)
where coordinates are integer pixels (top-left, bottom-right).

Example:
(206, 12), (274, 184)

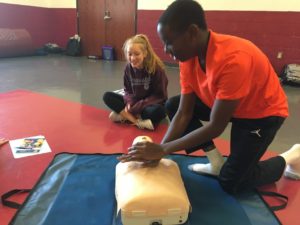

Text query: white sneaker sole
(136, 119), (154, 130)
(109, 112), (126, 123)
(284, 166), (300, 180)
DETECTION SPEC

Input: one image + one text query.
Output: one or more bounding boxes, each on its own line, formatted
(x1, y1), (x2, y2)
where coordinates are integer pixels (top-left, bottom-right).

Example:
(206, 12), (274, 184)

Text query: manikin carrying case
(3, 153), (285, 225)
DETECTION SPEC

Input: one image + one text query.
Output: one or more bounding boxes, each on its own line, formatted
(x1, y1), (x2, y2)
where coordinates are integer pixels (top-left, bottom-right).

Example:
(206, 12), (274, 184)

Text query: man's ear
(187, 24), (200, 40)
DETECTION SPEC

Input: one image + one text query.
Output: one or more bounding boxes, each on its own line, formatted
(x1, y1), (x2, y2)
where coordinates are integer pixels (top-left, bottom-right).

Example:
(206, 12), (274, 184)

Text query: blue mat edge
(8, 152), (283, 225)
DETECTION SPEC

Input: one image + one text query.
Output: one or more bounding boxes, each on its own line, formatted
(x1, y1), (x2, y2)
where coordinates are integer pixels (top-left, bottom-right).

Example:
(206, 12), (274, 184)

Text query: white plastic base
(121, 211), (189, 225)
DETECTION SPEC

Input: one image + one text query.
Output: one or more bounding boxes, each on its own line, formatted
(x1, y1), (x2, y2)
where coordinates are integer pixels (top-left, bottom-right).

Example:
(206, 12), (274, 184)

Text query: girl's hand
(125, 104), (131, 112)
(0, 138), (8, 146)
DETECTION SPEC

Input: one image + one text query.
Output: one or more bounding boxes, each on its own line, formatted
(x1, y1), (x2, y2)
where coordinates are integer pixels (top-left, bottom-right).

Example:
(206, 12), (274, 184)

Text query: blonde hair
(123, 34), (165, 75)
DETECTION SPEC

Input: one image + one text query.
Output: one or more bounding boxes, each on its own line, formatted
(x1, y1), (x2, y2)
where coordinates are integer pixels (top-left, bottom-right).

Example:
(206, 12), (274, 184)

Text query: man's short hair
(158, 0), (207, 34)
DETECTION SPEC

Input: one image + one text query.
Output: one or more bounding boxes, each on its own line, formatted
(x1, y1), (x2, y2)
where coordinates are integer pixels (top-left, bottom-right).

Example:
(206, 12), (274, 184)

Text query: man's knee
(165, 95), (180, 115)
(218, 166), (244, 194)
(147, 105), (167, 124)
(102, 91), (110, 103)
(155, 106), (167, 120)
(218, 178), (238, 194)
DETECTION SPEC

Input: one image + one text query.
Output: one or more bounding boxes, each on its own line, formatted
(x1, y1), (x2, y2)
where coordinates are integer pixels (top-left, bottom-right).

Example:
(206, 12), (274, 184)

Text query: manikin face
(132, 136), (153, 145)
(157, 23), (196, 62)
(126, 43), (147, 69)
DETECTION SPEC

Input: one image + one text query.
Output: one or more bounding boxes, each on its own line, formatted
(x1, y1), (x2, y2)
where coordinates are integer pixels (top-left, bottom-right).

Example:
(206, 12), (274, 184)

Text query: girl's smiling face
(126, 43), (147, 69)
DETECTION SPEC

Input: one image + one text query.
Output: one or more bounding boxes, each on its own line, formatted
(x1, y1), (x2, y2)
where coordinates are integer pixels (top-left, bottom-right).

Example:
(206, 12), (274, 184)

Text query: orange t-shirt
(180, 31), (288, 119)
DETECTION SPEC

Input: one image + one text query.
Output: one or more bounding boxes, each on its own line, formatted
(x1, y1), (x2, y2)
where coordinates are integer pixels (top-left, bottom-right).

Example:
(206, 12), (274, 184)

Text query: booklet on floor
(9, 135), (51, 158)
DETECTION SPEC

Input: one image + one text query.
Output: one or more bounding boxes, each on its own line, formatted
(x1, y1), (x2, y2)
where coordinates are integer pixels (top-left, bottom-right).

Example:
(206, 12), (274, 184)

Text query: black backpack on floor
(65, 36), (81, 56)
(279, 64), (300, 86)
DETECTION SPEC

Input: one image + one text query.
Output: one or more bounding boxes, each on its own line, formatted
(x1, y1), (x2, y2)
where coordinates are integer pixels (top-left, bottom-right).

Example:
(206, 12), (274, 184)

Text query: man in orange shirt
(119, 0), (300, 193)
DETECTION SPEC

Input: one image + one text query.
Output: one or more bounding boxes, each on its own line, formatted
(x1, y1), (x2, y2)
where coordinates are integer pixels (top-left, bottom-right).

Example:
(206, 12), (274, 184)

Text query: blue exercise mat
(9, 153), (281, 225)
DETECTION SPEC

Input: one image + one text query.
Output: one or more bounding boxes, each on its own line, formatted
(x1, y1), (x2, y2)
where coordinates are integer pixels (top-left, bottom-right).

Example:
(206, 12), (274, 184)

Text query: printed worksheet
(9, 135), (51, 158)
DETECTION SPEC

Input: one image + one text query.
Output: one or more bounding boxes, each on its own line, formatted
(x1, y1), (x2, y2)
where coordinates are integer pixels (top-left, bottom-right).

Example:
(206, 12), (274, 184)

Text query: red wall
(0, 3), (299, 73)
(0, 3), (76, 49)
(137, 10), (300, 74)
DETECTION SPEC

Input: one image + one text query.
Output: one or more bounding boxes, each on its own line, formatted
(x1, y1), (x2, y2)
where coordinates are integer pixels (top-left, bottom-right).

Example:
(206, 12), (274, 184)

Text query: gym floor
(0, 54), (299, 153)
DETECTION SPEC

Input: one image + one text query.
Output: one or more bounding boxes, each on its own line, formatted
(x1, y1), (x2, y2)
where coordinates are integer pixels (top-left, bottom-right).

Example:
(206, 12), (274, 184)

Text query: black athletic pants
(103, 91), (166, 124)
(165, 95), (286, 194)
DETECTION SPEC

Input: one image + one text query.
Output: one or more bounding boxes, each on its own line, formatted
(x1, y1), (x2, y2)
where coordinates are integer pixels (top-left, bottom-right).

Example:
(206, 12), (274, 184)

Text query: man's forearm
(161, 112), (191, 144)
(161, 122), (223, 155)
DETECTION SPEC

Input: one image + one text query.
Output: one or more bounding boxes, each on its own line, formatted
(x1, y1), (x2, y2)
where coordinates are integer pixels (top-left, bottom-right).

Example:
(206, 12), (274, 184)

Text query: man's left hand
(118, 142), (165, 163)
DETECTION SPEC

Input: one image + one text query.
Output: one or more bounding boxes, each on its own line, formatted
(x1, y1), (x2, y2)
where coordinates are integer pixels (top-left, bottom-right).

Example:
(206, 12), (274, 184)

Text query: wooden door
(77, 0), (105, 56)
(77, 0), (136, 60)
(105, 0), (137, 60)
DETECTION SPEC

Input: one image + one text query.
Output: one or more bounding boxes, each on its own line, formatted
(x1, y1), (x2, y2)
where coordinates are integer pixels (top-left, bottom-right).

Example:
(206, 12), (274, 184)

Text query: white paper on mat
(9, 135), (52, 159)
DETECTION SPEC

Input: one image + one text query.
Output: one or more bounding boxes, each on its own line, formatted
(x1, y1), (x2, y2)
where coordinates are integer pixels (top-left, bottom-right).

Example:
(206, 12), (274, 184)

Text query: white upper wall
(1, 0), (299, 11)
(138, 0), (300, 12)
(0, 0), (76, 8)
